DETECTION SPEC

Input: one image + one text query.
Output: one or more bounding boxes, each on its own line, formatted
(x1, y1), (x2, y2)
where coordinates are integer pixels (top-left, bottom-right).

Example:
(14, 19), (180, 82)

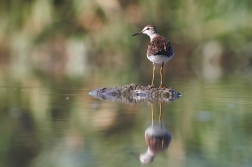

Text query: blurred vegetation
(0, 1), (252, 167)
(0, 0), (252, 79)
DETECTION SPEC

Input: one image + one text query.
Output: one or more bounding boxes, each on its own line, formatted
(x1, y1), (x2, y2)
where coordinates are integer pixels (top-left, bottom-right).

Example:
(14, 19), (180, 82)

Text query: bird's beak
(132, 31), (142, 36)
(129, 152), (140, 159)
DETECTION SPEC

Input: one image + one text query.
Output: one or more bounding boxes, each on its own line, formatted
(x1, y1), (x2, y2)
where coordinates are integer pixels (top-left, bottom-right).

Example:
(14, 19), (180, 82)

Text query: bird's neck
(149, 34), (159, 42)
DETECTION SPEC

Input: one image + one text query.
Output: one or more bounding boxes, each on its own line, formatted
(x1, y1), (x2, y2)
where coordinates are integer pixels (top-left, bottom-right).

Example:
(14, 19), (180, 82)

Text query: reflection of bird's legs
(151, 63), (155, 87)
(151, 103), (154, 126)
(159, 62), (164, 88)
(159, 102), (162, 127)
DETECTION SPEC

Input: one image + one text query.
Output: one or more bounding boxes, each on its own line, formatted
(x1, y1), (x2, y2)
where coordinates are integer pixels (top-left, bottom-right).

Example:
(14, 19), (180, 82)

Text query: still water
(0, 72), (252, 167)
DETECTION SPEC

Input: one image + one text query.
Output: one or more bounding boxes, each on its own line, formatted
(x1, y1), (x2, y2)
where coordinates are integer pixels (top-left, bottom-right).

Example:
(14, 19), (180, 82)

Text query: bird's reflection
(140, 102), (172, 164)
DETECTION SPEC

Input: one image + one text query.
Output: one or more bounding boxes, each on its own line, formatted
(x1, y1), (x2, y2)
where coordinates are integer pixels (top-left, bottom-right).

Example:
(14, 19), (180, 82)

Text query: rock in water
(89, 83), (181, 104)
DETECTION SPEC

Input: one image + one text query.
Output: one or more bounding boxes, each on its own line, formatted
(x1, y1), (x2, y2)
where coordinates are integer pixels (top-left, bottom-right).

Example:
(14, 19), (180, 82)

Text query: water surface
(1, 72), (252, 167)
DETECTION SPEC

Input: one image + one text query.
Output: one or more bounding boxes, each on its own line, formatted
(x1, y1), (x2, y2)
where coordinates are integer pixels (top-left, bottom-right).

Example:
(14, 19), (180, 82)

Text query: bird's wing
(147, 36), (173, 57)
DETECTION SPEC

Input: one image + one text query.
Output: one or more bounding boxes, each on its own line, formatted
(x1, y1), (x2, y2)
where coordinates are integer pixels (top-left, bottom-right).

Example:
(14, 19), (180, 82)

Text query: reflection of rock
(140, 126), (172, 164)
(89, 83), (181, 104)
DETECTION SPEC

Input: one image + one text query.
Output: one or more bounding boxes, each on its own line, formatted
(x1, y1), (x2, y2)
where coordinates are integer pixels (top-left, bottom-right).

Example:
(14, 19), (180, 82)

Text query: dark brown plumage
(147, 36), (173, 58)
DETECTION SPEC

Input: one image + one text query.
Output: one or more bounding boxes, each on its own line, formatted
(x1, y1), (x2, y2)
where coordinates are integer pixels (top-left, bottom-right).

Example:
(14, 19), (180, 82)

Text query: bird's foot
(148, 84), (155, 89)
(158, 85), (164, 89)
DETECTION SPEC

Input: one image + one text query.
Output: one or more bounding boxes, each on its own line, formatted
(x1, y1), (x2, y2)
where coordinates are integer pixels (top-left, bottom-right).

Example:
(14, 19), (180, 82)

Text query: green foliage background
(0, 0), (251, 77)
(0, 1), (252, 167)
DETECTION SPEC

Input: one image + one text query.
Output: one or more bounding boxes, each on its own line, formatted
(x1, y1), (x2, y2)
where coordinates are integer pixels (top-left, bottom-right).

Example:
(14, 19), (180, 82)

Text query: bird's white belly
(147, 54), (174, 64)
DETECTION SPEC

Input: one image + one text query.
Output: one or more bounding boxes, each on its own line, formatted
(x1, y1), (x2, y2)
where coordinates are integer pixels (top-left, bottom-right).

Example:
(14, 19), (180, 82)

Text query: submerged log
(89, 83), (181, 104)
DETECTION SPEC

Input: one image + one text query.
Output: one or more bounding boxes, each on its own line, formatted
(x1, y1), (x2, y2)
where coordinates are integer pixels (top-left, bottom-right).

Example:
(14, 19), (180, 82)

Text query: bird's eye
(146, 28), (150, 30)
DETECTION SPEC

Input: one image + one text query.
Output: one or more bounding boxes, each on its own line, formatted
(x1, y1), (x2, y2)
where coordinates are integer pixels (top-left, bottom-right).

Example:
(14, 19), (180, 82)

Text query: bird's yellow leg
(151, 103), (154, 126)
(151, 63), (155, 87)
(159, 62), (164, 88)
(159, 102), (162, 125)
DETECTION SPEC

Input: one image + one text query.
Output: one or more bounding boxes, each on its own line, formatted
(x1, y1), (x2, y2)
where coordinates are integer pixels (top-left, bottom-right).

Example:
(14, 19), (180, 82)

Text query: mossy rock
(89, 83), (181, 104)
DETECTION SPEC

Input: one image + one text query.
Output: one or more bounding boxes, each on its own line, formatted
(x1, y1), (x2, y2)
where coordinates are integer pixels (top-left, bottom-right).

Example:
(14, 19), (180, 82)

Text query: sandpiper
(132, 25), (174, 88)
